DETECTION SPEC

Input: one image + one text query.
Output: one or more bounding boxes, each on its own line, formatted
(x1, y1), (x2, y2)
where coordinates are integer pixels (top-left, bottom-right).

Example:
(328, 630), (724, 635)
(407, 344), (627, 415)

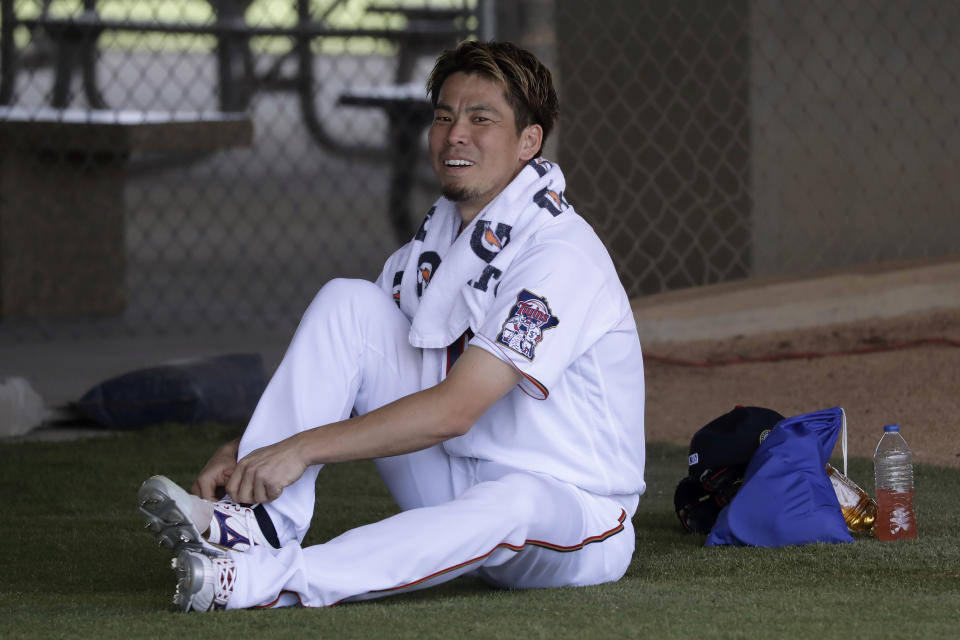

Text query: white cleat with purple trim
(137, 475), (276, 556)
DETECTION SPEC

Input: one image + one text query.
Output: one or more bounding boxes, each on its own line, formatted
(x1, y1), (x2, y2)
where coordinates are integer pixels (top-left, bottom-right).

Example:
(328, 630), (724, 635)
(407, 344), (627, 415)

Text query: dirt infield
(643, 307), (960, 469)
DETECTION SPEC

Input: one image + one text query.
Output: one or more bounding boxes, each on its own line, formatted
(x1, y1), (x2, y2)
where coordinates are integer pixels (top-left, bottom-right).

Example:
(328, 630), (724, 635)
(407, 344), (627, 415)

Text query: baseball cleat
(138, 475), (278, 555)
(171, 549), (236, 612)
(138, 475), (222, 556)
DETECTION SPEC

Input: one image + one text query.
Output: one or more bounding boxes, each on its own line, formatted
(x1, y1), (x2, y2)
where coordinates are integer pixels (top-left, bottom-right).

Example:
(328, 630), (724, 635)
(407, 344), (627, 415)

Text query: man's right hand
(191, 438), (241, 500)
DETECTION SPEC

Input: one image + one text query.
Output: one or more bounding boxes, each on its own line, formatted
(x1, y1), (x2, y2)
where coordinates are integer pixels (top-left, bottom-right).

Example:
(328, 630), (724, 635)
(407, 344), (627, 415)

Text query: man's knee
(311, 278), (386, 309)
(299, 278), (394, 328)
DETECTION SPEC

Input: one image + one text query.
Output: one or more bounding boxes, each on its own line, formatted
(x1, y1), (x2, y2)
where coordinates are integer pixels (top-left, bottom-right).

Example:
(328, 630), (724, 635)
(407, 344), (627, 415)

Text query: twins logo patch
(496, 289), (559, 360)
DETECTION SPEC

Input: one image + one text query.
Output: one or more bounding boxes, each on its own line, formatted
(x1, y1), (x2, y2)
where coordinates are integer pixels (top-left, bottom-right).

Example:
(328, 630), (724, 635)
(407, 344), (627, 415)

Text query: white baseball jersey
(377, 213), (644, 497)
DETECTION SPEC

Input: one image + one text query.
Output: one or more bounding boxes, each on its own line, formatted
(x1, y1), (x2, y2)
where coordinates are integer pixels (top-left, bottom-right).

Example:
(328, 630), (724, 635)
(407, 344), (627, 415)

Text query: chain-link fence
(557, 0), (960, 295)
(1, 0), (958, 344)
(1, 0), (483, 341)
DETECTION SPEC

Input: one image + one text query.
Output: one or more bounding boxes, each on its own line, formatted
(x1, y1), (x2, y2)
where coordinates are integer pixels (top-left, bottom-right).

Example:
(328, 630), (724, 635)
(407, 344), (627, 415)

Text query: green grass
(1, 424), (958, 639)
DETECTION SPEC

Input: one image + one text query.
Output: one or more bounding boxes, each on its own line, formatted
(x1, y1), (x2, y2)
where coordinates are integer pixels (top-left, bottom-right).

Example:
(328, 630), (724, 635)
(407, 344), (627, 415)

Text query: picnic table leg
(385, 103), (432, 242)
(0, 0), (15, 105)
(77, 0), (106, 107)
(386, 40), (428, 242)
(50, 29), (78, 107)
(49, 15), (105, 108)
(212, 0), (255, 111)
(79, 26), (108, 107)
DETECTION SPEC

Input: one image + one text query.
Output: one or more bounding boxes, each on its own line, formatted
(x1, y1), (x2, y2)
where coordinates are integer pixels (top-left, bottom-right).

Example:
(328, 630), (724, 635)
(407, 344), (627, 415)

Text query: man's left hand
(225, 435), (308, 504)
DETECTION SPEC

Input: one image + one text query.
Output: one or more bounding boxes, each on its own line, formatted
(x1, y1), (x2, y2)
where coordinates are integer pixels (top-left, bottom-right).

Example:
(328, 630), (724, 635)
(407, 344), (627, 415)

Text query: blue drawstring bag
(706, 407), (853, 547)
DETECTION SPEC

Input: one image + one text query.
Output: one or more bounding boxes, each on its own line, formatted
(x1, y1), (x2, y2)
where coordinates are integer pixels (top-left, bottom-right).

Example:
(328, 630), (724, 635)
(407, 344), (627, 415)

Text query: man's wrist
(290, 429), (320, 468)
(219, 438), (241, 461)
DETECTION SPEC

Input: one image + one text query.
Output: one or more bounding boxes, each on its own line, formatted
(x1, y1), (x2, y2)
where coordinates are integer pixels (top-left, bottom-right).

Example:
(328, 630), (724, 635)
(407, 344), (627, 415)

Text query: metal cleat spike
(171, 557), (179, 570)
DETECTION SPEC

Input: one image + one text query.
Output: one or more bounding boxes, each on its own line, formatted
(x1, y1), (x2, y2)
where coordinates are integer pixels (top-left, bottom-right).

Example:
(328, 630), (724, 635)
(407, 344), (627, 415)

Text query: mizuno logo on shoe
(211, 509), (252, 550)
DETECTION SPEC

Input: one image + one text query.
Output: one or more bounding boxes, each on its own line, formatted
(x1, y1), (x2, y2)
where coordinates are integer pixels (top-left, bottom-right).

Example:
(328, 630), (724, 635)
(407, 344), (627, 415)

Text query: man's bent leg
(224, 465), (634, 608)
(373, 445), (455, 512)
(238, 278), (424, 543)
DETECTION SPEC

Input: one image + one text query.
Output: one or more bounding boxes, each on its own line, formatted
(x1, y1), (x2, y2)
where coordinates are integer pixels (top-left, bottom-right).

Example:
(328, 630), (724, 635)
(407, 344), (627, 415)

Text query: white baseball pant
(228, 278), (637, 608)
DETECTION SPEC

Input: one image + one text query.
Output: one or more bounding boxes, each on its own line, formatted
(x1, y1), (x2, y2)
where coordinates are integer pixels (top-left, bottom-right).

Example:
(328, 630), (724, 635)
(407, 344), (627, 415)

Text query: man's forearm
(226, 346), (520, 504)
(292, 347), (518, 465)
(294, 382), (469, 465)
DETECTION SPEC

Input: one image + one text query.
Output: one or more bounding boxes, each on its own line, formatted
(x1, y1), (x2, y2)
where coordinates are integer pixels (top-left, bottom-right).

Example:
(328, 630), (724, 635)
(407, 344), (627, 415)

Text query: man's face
(429, 72), (542, 224)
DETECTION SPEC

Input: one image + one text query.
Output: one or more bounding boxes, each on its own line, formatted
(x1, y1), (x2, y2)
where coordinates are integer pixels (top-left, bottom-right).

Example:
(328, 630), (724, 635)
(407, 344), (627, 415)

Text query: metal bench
(0, 106), (253, 319)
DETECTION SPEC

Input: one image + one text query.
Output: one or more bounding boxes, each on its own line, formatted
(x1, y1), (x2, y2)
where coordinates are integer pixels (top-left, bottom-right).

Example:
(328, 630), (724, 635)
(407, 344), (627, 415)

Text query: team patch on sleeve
(496, 289), (559, 360)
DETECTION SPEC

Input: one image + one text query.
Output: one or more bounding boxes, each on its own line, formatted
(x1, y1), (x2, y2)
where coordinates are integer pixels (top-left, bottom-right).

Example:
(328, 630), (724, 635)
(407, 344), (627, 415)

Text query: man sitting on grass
(137, 40), (646, 611)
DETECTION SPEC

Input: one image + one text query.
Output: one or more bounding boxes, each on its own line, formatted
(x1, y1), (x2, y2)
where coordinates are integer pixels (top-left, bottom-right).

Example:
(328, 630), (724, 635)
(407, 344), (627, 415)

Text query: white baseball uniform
(227, 159), (645, 608)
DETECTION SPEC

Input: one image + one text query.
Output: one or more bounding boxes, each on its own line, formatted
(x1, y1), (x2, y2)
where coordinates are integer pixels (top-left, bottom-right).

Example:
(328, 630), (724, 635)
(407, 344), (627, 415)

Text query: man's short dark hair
(427, 40), (560, 157)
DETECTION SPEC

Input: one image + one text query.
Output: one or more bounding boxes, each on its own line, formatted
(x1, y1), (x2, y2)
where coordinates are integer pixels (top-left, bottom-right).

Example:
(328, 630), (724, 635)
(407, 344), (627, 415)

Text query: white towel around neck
(394, 158), (571, 351)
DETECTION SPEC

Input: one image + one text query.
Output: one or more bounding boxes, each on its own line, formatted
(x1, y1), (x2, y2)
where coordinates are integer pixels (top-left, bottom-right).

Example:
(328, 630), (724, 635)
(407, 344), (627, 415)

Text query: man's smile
(442, 159), (476, 168)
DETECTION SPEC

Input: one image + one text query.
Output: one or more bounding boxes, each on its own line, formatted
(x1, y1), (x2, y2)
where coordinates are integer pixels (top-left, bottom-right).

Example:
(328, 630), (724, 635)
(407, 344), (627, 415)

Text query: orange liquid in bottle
(874, 488), (918, 541)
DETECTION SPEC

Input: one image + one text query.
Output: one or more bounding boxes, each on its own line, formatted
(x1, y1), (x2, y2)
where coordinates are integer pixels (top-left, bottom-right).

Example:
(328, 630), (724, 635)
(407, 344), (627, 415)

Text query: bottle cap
(883, 424), (900, 432)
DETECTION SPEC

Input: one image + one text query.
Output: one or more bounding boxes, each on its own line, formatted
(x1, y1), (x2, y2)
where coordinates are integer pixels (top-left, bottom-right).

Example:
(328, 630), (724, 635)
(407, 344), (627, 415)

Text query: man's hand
(205, 346), (518, 504)
(191, 438), (240, 500)
(225, 435), (308, 505)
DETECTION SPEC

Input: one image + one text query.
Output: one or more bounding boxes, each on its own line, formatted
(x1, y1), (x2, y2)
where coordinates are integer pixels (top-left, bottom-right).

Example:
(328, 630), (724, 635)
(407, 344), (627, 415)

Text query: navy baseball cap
(687, 406), (785, 482)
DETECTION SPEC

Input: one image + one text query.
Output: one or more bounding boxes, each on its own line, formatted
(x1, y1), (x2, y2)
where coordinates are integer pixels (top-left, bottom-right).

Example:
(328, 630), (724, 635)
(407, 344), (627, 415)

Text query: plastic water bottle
(873, 425), (918, 541)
